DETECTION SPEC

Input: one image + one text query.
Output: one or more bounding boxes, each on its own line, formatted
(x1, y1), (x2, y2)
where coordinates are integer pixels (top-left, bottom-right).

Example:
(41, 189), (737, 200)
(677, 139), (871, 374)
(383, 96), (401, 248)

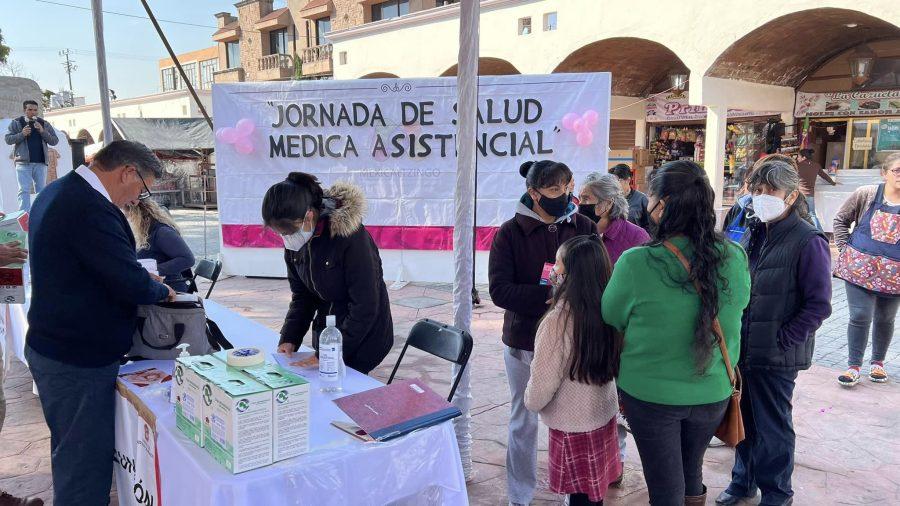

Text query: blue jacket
(4, 116), (59, 163)
(27, 172), (170, 367)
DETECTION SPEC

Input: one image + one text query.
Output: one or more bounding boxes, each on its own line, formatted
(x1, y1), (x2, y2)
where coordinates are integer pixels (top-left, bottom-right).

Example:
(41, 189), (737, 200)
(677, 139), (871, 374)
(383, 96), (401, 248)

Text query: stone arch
(76, 128), (95, 144)
(360, 72), (400, 79)
(705, 8), (900, 87)
(553, 37), (689, 96)
(439, 57), (521, 77)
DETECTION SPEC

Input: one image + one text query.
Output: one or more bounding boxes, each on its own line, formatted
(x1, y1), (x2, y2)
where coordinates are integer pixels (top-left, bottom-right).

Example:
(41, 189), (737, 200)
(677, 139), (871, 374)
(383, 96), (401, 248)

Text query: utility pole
(90, 0), (114, 145)
(59, 49), (77, 106)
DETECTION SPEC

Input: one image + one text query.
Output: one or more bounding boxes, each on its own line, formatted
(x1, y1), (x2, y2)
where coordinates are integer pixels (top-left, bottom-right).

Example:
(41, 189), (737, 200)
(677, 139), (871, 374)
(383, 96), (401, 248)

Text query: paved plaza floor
(2, 274), (898, 505)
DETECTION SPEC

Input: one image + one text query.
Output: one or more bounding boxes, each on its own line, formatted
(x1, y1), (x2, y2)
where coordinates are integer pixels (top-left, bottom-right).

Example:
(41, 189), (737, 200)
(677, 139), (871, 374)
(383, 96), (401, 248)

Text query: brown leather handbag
(663, 241), (745, 447)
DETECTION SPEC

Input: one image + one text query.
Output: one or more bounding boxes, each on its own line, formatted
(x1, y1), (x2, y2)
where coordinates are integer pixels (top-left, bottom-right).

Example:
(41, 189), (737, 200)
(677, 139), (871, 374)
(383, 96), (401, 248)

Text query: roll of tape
(226, 347), (265, 367)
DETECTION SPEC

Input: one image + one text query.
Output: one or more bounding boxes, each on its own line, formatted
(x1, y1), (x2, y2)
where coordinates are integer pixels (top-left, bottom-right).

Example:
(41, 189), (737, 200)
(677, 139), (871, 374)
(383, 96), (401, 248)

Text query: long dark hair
(648, 160), (729, 374)
(549, 235), (622, 385)
(261, 172), (324, 230)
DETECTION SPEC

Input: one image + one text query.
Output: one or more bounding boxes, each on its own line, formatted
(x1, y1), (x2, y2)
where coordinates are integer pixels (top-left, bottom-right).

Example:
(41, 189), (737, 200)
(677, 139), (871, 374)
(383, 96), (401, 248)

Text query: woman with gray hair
(717, 155), (832, 506)
(578, 174), (649, 263)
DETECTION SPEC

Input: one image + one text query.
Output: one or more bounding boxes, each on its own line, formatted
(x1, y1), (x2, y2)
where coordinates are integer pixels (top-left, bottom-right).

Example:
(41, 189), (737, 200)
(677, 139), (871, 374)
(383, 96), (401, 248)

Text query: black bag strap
(206, 318), (233, 351)
(136, 316), (181, 351)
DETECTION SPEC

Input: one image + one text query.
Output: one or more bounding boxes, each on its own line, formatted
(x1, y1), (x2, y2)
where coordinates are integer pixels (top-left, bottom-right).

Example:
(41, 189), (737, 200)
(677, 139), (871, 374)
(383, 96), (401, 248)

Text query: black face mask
(537, 191), (571, 218)
(578, 203), (600, 223)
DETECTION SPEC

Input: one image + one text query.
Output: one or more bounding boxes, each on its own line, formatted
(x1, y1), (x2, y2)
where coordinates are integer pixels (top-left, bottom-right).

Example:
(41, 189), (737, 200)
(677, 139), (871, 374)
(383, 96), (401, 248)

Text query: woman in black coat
(262, 172), (393, 374)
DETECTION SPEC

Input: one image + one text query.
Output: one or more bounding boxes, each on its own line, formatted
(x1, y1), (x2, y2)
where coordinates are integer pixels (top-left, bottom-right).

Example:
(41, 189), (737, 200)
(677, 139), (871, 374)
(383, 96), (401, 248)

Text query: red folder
(333, 379), (461, 441)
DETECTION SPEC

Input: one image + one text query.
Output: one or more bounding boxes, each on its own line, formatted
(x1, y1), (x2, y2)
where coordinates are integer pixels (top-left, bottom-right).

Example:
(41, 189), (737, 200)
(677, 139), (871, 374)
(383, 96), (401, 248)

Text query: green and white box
(172, 356), (223, 447)
(223, 357), (310, 461)
(202, 366), (273, 473)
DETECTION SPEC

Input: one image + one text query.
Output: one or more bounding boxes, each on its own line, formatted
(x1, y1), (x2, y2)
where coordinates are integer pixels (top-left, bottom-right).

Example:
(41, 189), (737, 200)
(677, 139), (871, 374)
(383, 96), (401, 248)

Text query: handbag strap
(661, 240), (737, 390)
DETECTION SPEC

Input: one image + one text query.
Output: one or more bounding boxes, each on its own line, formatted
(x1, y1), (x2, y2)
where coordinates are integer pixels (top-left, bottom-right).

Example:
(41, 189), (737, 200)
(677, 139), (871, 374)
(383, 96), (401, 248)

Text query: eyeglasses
(135, 170), (153, 201)
(887, 167), (900, 176)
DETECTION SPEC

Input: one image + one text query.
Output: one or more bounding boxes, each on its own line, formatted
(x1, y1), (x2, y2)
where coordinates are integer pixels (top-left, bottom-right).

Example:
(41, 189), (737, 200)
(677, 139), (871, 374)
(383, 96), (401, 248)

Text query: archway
(360, 72), (399, 79)
(705, 8), (900, 87)
(554, 37), (688, 96)
(439, 57), (520, 77)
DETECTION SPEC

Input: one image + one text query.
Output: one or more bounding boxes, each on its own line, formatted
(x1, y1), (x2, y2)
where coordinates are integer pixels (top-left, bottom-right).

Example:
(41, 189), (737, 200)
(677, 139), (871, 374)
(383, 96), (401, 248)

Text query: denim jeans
(845, 281), (900, 367)
(504, 346), (539, 505)
(26, 345), (120, 506)
(620, 390), (728, 505)
(726, 368), (799, 505)
(805, 196), (822, 231)
(16, 162), (48, 212)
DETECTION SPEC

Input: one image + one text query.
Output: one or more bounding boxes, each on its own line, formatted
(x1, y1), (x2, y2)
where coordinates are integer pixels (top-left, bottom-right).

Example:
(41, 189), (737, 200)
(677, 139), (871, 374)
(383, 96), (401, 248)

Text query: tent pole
(90, 0), (113, 146)
(451, 0), (479, 481)
(139, 0), (214, 132)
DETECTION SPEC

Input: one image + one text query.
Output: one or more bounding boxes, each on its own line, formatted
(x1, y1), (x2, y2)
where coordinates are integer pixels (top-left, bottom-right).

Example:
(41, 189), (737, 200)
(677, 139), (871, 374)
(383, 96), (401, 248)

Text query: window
(339, 51), (347, 65)
(518, 17), (531, 35)
(161, 67), (178, 91)
(200, 59), (218, 89)
(268, 29), (288, 55)
(226, 41), (240, 69)
(371, 0), (409, 22)
(315, 17), (331, 46)
(180, 62), (198, 90)
(543, 12), (557, 31)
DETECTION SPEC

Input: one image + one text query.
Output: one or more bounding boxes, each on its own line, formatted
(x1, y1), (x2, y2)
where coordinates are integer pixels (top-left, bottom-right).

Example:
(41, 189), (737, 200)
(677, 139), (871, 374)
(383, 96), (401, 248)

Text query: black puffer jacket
(279, 182), (393, 374)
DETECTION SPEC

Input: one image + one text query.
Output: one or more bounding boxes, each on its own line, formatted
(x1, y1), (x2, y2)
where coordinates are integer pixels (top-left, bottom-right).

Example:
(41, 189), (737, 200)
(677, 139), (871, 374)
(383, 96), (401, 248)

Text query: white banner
(212, 74), (611, 250)
(115, 388), (162, 506)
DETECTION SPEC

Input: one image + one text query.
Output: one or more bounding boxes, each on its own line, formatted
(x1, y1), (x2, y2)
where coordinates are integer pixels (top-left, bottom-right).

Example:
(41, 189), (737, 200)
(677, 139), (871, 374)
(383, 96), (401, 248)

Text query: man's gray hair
(583, 171), (605, 185)
(92, 140), (163, 178)
(583, 174), (629, 220)
(747, 158), (800, 194)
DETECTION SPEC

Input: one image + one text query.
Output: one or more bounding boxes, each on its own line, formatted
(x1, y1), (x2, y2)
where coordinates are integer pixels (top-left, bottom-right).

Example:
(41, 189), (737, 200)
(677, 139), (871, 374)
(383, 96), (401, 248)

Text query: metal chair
(187, 259), (223, 299)
(387, 318), (474, 402)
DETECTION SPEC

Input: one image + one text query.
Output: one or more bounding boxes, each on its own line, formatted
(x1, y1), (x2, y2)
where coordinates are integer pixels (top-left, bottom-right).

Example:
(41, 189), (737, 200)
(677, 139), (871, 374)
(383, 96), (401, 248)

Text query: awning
(112, 118), (214, 151)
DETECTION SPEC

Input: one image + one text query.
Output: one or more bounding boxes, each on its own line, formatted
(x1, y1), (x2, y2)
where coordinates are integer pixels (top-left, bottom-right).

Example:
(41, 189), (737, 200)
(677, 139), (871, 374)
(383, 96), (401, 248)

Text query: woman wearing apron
(834, 152), (900, 386)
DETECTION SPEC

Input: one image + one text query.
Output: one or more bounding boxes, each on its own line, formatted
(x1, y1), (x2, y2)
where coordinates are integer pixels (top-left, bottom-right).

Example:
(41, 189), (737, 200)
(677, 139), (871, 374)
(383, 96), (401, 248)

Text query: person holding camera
(4, 100), (59, 212)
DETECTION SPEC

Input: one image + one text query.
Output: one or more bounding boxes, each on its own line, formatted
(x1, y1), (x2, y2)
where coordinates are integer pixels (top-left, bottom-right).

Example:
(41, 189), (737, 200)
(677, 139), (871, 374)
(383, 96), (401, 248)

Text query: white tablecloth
(117, 302), (468, 506)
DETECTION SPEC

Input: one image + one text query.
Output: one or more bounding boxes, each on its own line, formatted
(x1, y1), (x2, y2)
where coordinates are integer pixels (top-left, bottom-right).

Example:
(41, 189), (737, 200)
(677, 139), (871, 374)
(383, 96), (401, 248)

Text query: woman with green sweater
(601, 160), (751, 505)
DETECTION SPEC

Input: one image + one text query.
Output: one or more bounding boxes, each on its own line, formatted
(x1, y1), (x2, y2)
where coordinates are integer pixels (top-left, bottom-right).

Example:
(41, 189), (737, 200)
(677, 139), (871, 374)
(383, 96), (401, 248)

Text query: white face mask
(282, 222), (314, 251)
(751, 194), (787, 223)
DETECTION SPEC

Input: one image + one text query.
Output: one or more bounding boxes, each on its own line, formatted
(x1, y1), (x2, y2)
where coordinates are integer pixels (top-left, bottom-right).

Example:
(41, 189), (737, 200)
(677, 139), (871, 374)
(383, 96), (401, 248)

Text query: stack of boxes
(171, 353), (310, 473)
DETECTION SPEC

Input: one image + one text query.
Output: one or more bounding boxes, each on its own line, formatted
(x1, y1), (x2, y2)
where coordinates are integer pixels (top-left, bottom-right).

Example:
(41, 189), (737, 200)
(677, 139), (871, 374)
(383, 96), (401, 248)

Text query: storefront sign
(645, 92), (780, 123)
(795, 90), (900, 118)
(877, 119), (900, 152)
(213, 74), (611, 251)
(852, 137), (874, 151)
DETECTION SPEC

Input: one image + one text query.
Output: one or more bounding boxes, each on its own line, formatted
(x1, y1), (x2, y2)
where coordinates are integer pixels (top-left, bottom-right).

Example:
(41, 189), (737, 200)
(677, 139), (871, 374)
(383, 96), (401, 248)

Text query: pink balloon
(561, 112), (579, 131)
(582, 109), (599, 126)
(572, 118), (585, 132)
(234, 139), (254, 154)
(576, 129), (593, 147)
(235, 118), (255, 136)
(219, 127), (239, 144)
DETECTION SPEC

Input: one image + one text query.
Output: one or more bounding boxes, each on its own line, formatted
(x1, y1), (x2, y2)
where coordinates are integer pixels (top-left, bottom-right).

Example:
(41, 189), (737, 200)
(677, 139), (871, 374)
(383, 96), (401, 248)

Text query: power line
(34, 0), (217, 29)
(16, 46), (161, 62)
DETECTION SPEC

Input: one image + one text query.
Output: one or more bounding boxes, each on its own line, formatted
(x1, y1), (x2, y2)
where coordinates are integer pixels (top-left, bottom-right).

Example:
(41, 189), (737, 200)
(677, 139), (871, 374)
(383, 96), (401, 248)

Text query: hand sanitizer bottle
(319, 315), (343, 392)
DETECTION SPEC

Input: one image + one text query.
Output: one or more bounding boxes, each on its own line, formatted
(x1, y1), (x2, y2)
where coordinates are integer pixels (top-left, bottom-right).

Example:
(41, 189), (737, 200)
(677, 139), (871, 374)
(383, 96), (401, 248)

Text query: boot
(0, 491), (44, 506)
(685, 485), (707, 506)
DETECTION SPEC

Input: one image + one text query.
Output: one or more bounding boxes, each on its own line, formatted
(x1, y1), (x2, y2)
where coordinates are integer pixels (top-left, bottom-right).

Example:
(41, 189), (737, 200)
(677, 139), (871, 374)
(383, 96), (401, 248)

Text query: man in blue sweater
(25, 140), (174, 505)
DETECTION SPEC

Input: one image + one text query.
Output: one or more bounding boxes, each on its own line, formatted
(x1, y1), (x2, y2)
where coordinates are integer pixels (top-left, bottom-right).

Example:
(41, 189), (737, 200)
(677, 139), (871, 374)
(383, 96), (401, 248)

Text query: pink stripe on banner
(222, 224), (500, 251)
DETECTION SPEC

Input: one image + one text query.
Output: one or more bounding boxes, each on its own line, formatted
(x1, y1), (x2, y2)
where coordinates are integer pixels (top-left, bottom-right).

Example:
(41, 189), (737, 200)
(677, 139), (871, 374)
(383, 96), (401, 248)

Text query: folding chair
(187, 259), (223, 299)
(387, 318), (473, 402)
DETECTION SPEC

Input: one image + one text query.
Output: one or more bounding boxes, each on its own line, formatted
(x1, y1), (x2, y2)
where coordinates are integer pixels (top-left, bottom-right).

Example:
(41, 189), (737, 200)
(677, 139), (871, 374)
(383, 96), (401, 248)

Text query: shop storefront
(645, 91), (783, 203)
(795, 90), (900, 171)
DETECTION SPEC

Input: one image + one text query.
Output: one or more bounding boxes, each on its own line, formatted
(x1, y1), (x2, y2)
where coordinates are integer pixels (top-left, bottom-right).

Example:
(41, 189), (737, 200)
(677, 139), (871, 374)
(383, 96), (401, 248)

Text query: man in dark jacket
(489, 161), (595, 505)
(26, 141), (174, 505)
(4, 100), (59, 212)
(273, 181), (393, 375)
(609, 163), (650, 230)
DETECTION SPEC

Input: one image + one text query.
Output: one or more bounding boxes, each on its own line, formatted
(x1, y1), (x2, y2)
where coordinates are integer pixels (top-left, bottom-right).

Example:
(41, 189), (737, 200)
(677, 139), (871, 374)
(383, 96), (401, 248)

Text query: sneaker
(838, 368), (860, 387)
(0, 491), (44, 506)
(869, 364), (889, 383)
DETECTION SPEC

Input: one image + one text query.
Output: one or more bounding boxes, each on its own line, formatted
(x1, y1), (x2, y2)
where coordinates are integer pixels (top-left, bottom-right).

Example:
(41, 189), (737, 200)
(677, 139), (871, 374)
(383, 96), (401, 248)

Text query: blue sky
(2, 0), (285, 103)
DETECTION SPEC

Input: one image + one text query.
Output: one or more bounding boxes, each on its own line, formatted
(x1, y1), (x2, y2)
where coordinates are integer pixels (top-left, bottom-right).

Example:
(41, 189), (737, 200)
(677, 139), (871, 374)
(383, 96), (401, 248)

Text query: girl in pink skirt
(525, 234), (623, 505)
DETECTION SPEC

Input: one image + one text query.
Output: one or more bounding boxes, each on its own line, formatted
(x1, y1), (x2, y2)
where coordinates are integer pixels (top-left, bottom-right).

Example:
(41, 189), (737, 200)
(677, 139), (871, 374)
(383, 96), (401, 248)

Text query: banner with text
(795, 90), (900, 118)
(213, 74), (611, 250)
(114, 389), (161, 506)
(645, 92), (780, 123)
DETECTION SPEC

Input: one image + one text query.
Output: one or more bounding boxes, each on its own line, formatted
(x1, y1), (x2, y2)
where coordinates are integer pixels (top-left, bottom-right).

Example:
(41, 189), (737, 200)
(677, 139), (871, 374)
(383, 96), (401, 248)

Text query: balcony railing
(301, 44), (333, 64)
(258, 53), (294, 71)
